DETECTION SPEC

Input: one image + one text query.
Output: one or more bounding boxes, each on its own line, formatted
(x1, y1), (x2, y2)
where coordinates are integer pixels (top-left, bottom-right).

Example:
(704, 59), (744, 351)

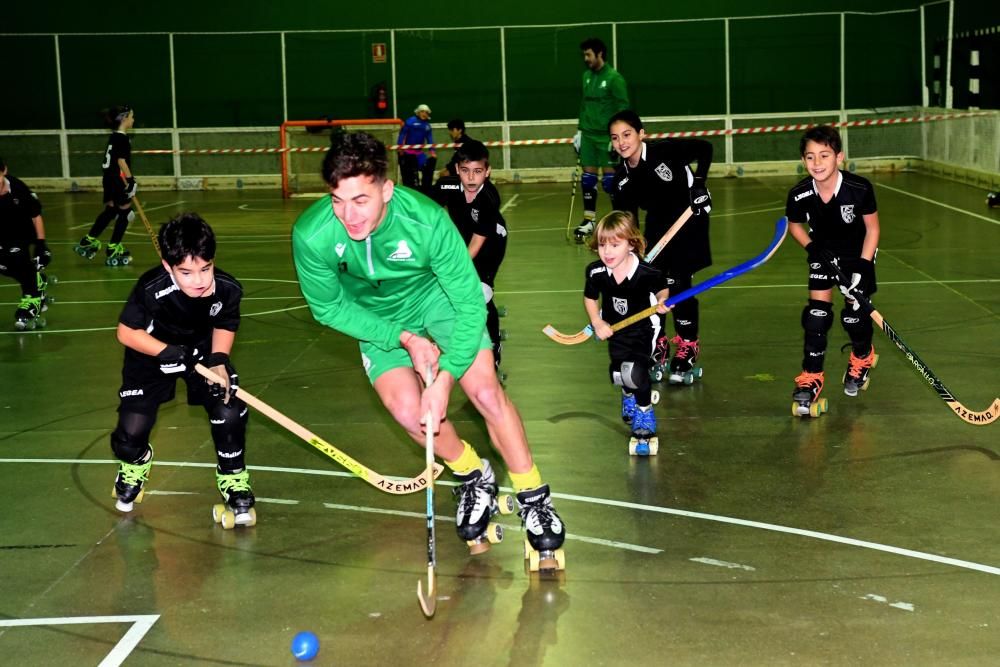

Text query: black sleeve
(785, 187), (804, 223)
(471, 187), (502, 238)
(119, 281), (153, 331)
(13, 178), (42, 218)
(610, 167), (638, 216)
(212, 275), (243, 332)
(861, 180), (877, 216)
(668, 138), (713, 180)
(583, 262), (603, 300)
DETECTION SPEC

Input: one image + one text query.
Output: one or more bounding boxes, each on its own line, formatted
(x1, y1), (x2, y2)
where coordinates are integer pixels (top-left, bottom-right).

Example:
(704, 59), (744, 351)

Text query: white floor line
(877, 183), (1000, 226)
(500, 193), (519, 213)
(0, 615), (160, 667)
(2, 458), (996, 575)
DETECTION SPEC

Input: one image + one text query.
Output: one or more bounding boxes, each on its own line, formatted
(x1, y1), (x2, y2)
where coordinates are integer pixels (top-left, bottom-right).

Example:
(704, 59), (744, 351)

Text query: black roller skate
(36, 271), (55, 311)
(792, 370), (828, 418)
(105, 242), (131, 266)
(518, 484), (566, 572)
(668, 336), (703, 385)
(111, 447), (153, 513)
(74, 234), (101, 260)
(213, 469), (256, 529)
(650, 335), (670, 382)
(573, 219), (594, 244)
(453, 460), (515, 555)
(13, 295), (45, 331)
(987, 191), (999, 208)
(628, 405), (659, 456)
(843, 344), (878, 397)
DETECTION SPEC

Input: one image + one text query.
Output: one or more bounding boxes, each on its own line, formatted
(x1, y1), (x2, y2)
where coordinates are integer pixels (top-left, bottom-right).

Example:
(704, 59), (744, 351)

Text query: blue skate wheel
(291, 631), (320, 661)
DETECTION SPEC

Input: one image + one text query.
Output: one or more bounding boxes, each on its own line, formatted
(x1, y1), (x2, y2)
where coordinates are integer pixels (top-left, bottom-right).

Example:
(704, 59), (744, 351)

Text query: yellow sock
(509, 464), (542, 492)
(445, 440), (484, 476)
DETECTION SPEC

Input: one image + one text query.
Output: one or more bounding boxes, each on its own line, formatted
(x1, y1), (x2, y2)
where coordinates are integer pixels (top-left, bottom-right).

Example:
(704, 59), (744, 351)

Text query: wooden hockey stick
(416, 366), (437, 618)
(644, 207), (693, 263)
(130, 196), (162, 257)
(194, 365), (444, 493)
(825, 264), (999, 426)
(564, 160), (580, 242)
(544, 217), (789, 345)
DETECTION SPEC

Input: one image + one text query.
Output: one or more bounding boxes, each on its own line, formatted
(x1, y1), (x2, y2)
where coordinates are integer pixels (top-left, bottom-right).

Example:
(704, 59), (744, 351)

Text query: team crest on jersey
(209, 301), (223, 317)
(388, 240), (414, 261)
(613, 297), (628, 316)
(470, 208), (479, 222)
(335, 242), (346, 257)
(840, 205), (856, 223)
(654, 163), (673, 182)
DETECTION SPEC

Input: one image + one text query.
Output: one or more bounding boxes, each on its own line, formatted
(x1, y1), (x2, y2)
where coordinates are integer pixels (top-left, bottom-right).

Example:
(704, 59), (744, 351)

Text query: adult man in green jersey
(573, 37), (630, 243)
(292, 133), (565, 567)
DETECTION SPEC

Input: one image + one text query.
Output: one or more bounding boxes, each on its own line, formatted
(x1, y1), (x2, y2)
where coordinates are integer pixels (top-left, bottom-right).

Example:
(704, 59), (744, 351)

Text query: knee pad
(601, 173), (615, 194)
(110, 414), (154, 464)
(127, 210), (136, 224)
(610, 360), (649, 390)
(802, 300), (834, 335)
(581, 172), (599, 192)
(841, 307), (872, 342)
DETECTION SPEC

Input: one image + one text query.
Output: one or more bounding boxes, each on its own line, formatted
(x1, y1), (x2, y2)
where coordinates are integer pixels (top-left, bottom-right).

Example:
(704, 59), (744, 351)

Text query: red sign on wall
(372, 43), (387, 63)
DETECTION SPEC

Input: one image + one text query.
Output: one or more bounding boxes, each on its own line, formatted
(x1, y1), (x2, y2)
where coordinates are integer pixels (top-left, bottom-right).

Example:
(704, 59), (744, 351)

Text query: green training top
(292, 186), (486, 380)
(578, 63), (630, 135)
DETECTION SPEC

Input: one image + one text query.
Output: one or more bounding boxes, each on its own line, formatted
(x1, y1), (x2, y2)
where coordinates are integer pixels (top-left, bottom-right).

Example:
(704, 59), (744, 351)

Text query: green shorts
(359, 296), (492, 383)
(580, 131), (618, 170)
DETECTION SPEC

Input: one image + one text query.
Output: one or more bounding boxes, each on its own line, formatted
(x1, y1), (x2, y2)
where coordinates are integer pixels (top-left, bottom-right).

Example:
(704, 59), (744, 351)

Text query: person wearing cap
(397, 104), (437, 195)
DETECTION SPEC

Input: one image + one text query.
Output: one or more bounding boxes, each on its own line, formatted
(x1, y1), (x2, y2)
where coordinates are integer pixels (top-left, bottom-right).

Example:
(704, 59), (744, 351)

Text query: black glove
(805, 241), (839, 272)
(34, 239), (52, 269)
(690, 177), (712, 215)
(204, 351), (239, 403)
(124, 177), (137, 199)
(156, 344), (200, 375)
(839, 258), (875, 311)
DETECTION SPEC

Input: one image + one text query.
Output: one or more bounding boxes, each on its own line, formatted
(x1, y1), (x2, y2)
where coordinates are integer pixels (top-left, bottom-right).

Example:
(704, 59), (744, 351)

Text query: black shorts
(609, 326), (658, 364)
(807, 256), (878, 295)
(102, 176), (130, 207)
(117, 353), (214, 415)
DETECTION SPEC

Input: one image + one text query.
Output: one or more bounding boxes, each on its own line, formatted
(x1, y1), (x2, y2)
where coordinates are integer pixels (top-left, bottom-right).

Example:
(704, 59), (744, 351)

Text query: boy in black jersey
(434, 140), (508, 371)
(785, 125), (881, 416)
(584, 211), (670, 454)
(0, 156), (52, 329)
(111, 213), (255, 528)
(608, 110), (713, 385)
(75, 105), (138, 266)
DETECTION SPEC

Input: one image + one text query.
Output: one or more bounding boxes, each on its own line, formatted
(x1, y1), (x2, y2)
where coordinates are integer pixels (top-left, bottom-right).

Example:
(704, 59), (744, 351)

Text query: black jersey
(102, 131), (132, 182)
(584, 255), (668, 329)
(612, 138), (713, 274)
(785, 170), (877, 258)
(440, 180), (507, 284)
(0, 175), (42, 247)
(119, 265), (242, 360)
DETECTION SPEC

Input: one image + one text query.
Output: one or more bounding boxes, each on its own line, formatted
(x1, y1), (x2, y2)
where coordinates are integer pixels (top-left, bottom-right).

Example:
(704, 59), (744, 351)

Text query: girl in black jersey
(75, 105), (137, 266)
(583, 211), (670, 455)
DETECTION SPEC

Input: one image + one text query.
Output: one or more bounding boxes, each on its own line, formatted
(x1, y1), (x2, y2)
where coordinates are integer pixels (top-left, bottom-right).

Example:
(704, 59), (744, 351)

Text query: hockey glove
(572, 131), (582, 154)
(156, 345), (200, 375)
(805, 241), (840, 273)
(690, 177), (712, 215)
(33, 239), (52, 269)
(839, 258), (874, 312)
(204, 351), (239, 404)
(124, 177), (137, 199)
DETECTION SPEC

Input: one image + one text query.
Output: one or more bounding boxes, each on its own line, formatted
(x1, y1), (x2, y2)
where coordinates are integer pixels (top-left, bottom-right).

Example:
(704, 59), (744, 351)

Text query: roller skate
(13, 295), (45, 331)
(573, 219), (594, 244)
(668, 336), (703, 385)
(843, 344), (878, 397)
(105, 242), (131, 266)
(74, 234), (101, 260)
(792, 370), (828, 418)
(518, 484), (566, 573)
(987, 191), (999, 208)
(452, 460), (515, 555)
(628, 405), (659, 456)
(37, 271), (55, 311)
(650, 335), (670, 382)
(111, 448), (153, 513)
(621, 392), (637, 426)
(213, 468), (257, 529)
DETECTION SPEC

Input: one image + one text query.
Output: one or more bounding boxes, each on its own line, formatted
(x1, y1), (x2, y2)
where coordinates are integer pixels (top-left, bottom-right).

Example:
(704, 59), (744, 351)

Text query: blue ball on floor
(291, 631), (320, 661)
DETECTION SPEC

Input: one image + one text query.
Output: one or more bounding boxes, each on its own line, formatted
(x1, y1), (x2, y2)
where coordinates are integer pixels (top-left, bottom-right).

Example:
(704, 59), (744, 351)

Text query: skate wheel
(486, 522), (503, 544)
(818, 398), (829, 413)
(628, 437), (639, 455)
(523, 538), (532, 559)
(498, 494), (516, 515)
(860, 377), (871, 392)
(554, 549), (566, 571)
(791, 402), (801, 417)
(694, 367), (704, 379)
(871, 354), (879, 368)
(135, 488), (144, 505)
(220, 509), (236, 530)
(647, 437), (659, 456)
(651, 390), (660, 405)
(122, 257), (131, 265)
(212, 503), (226, 524)
(651, 368), (664, 383)
(528, 549), (540, 571)
(683, 372), (695, 385)
(235, 507), (257, 527)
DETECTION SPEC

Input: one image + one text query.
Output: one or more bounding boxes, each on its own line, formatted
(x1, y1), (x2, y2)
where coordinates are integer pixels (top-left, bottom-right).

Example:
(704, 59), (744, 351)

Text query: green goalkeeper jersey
(578, 63), (630, 135)
(292, 186), (486, 380)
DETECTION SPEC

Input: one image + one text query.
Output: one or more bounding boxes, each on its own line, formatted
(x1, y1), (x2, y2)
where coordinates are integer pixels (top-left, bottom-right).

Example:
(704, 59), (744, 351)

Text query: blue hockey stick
(543, 217), (789, 345)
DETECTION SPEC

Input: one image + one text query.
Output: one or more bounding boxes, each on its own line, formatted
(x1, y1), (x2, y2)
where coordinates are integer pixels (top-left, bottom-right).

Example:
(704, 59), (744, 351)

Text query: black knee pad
(610, 359), (650, 391)
(210, 399), (248, 472)
(110, 412), (155, 464)
(841, 306), (873, 345)
(802, 300), (834, 335)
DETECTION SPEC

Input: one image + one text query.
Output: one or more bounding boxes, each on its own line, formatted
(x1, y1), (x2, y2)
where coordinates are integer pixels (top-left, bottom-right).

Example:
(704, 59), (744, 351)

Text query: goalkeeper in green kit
(292, 132), (565, 569)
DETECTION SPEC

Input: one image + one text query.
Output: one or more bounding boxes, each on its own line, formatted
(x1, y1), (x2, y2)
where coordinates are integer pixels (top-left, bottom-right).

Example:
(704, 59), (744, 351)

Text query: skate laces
(847, 347), (875, 379)
(17, 295), (41, 312)
(453, 469), (494, 514)
(672, 336), (698, 360)
(795, 370), (824, 388)
(107, 242), (124, 255)
(119, 461), (151, 486)
(654, 337), (670, 362)
(217, 469), (251, 493)
(632, 407), (655, 433)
